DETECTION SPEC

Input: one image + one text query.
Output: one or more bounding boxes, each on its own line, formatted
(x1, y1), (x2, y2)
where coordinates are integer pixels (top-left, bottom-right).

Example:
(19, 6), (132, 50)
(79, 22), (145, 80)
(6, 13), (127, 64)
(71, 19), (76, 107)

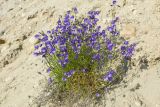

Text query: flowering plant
(34, 4), (135, 100)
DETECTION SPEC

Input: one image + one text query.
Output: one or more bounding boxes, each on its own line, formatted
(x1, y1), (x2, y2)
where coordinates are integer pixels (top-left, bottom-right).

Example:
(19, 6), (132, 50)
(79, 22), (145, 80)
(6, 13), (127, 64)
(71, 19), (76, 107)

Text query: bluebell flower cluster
(33, 7), (136, 97)
(121, 42), (136, 59)
(107, 17), (119, 36)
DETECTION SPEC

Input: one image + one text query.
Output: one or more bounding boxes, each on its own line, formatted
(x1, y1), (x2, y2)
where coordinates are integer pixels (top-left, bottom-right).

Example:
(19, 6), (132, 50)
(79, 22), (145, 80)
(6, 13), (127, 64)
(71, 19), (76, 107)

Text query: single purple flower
(34, 34), (40, 39)
(121, 46), (126, 51)
(84, 18), (90, 24)
(103, 70), (116, 82)
(64, 70), (75, 78)
(60, 46), (67, 52)
(62, 77), (67, 81)
(107, 26), (113, 32)
(82, 68), (88, 73)
(48, 77), (53, 84)
(108, 54), (113, 59)
(101, 30), (106, 36)
(47, 30), (51, 34)
(33, 52), (40, 56)
(93, 18), (99, 24)
(70, 15), (74, 19)
(57, 19), (62, 25)
(67, 10), (71, 14)
(95, 11), (100, 15)
(47, 68), (51, 73)
(41, 47), (47, 53)
(112, 0), (117, 5)
(50, 47), (56, 55)
(113, 31), (119, 36)
(107, 43), (114, 51)
(73, 7), (78, 14)
(34, 45), (39, 50)
(96, 93), (100, 97)
(92, 54), (100, 60)
(111, 17), (119, 24)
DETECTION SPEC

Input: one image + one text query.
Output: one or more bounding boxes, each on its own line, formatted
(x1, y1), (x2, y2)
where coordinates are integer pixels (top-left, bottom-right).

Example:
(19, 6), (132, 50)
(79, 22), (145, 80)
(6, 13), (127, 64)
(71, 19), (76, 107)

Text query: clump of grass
(33, 1), (136, 105)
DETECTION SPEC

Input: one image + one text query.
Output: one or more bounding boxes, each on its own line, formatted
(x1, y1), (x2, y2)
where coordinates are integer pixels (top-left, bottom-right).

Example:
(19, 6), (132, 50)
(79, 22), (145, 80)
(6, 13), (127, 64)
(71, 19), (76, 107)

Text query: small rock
(139, 56), (149, 70)
(27, 11), (38, 20)
(21, 13), (25, 17)
(37, 72), (42, 75)
(135, 100), (143, 107)
(22, 35), (27, 40)
(28, 36), (39, 45)
(26, 36), (39, 54)
(0, 30), (5, 36)
(130, 83), (141, 92)
(156, 104), (160, 107)
(3, 60), (9, 67)
(123, 94), (126, 97)
(8, 8), (13, 12)
(121, 24), (136, 39)
(135, 83), (141, 90)
(0, 39), (6, 44)
(1, 43), (10, 53)
(124, 102), (131, 107)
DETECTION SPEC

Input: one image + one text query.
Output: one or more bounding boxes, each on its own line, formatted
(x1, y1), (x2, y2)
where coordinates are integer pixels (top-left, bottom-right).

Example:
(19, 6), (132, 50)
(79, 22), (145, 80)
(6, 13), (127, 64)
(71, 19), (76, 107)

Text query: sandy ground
(0, 0), (160, 107)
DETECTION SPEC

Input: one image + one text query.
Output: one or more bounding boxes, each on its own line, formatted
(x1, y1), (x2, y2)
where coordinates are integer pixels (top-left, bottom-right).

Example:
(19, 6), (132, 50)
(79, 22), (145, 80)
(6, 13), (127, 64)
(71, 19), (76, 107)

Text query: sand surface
(0, 0), (160, 107)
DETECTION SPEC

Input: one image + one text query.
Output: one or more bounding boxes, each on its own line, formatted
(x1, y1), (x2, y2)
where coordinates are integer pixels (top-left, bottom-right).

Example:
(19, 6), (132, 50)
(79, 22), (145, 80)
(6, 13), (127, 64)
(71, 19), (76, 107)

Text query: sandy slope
(0, 0), (160, 107)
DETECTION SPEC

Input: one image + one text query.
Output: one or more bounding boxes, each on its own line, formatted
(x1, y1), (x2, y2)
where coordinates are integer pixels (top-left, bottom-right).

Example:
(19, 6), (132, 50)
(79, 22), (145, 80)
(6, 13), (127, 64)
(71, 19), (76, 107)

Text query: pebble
(24, 36), (39, 54)
(0, 30), (5, 36)
(27, 11), (38, 20)
(156, 104), (160, 107)
(1, 44), (9, 53)
(28, 36), (39, 45)
(124, 103), (131, 107)
(135, 100), (143, 106)
(121, 24), (136, 39)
